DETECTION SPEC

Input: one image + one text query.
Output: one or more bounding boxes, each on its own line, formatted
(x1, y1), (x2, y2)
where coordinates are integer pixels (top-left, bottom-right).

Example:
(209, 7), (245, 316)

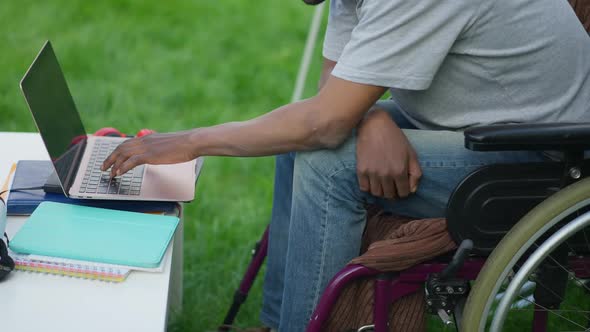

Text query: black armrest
(464, 123), (590, 151)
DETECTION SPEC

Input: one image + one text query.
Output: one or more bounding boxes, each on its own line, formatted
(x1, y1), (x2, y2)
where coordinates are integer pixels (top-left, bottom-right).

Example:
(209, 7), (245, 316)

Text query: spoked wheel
(462, 177), (590, 331)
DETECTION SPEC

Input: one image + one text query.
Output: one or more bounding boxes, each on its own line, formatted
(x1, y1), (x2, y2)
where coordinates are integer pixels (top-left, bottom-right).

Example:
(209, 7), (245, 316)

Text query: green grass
(1, 1), (323, 330)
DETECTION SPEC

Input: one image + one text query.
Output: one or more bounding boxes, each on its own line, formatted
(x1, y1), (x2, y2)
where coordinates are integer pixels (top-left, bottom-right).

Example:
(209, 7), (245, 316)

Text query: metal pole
(291, 2), (326, 103)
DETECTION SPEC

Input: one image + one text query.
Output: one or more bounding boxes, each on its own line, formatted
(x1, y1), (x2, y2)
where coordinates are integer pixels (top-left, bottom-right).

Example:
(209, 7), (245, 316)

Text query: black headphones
(0, 196), (15, 281)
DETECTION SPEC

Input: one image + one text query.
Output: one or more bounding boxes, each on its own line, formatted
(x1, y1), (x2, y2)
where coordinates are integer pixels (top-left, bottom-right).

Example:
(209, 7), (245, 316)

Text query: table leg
(169, 209), (184, 315)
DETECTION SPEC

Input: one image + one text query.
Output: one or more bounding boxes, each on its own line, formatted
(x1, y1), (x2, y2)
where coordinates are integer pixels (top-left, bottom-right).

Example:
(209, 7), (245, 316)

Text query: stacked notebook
(9, 250), (168, 282)
(9, 202), (179, 282)
(9, 252), (132, 282)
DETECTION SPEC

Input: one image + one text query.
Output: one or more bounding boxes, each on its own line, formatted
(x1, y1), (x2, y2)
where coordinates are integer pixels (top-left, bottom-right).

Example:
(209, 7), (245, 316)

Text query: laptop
(19, 41), (202, 202)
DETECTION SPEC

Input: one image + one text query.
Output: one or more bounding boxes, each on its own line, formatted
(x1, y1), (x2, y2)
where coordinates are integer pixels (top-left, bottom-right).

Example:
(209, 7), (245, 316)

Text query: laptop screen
(20, 41), (87, 191)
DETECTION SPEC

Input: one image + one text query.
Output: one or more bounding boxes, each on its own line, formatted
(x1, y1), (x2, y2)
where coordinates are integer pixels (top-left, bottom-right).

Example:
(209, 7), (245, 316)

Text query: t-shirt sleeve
(322, 0), (358, 62)
(331, 0), (477, 90)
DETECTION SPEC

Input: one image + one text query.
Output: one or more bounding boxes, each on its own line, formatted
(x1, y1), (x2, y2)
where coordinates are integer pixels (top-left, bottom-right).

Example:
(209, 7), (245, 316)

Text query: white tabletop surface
(0, 132), (181, 332)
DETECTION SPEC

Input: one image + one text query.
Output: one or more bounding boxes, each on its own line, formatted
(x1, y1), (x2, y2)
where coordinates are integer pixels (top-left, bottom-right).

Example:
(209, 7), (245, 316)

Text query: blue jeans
(260, 100), (545, 331)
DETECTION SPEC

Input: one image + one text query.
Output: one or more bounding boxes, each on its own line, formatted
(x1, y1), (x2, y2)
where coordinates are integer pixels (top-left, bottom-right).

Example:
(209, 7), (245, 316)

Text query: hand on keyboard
(82, 141), (144, 195)
(101, 131), (197, 178)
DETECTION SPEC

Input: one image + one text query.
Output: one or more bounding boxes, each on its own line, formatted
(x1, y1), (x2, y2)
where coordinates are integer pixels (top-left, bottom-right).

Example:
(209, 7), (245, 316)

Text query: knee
(295, 136), (356, 177)
(292, 139), (367, 218)
(292, 136), (359, 197)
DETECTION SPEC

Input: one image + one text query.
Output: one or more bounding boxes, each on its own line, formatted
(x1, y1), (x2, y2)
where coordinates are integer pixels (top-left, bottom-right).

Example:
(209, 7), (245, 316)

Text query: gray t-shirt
(324, 0), (590, 130)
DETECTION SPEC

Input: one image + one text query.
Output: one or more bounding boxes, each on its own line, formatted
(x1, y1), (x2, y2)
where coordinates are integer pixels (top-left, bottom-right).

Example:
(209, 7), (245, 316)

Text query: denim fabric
(261, 151), (296, 326)
(260, 100), (546, 331)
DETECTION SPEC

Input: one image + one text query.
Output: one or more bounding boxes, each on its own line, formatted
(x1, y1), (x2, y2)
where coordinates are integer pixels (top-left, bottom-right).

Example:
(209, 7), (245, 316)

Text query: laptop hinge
(61, 138), (87, 195)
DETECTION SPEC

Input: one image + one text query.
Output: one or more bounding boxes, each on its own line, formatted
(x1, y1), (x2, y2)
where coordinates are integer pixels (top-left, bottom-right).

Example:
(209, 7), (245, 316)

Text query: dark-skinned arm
(319, 57), (337, 90)
(102, 76), (386, 176)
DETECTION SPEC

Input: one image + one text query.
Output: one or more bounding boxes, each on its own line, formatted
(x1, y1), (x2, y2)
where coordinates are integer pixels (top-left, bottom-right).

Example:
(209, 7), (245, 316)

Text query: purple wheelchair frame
(221, 225), (590, 332)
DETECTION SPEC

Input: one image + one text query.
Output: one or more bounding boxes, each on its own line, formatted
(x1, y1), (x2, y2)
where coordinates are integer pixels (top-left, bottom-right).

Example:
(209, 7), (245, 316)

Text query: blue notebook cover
(9, 202), (179, 268)
(7, 160), (178, 215)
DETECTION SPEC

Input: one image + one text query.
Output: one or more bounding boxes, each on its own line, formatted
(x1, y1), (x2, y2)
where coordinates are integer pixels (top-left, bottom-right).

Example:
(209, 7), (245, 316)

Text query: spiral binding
(12, 255), (130, 282)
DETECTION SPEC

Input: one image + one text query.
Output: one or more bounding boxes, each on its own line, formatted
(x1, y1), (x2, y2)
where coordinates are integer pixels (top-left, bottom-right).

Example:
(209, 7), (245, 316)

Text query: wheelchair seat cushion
(465, 123), (590, 151)
(350, 214), (455, 271)
(323, 210), (456, 331)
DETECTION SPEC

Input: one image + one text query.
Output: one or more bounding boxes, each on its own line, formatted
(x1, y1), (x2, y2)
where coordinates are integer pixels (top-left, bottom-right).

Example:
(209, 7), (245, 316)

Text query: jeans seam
(302, 156), (357, 320)
(308, 162), (360, 321)
(308, 173), (331, 321)
(327, 162), (357, 178)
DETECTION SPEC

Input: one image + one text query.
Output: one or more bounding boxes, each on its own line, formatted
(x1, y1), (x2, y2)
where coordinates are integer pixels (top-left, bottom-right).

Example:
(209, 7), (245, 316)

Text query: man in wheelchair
(102, 0), (590, 330)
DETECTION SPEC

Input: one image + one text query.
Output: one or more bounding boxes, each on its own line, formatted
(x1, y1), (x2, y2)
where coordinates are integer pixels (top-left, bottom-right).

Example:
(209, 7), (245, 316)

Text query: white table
(0, 132), (183, 332)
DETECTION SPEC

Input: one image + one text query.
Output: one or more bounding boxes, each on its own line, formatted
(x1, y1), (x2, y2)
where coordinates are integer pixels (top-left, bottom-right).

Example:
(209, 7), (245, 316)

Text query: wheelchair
(220, 122), (590, 331)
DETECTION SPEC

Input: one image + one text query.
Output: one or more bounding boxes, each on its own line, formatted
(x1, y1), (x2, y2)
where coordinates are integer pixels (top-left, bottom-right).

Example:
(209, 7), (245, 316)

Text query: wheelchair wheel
(461, 177), (590, 331)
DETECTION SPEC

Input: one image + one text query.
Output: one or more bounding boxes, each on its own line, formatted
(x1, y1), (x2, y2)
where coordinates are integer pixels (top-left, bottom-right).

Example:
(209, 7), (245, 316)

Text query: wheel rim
(461, 177), (590, 332)
(491, 211), (590, 331)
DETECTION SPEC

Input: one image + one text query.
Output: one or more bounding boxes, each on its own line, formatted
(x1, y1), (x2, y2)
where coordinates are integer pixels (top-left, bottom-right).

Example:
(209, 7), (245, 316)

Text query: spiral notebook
(9, 251), (131, 282)
(8, 246), (168, 282)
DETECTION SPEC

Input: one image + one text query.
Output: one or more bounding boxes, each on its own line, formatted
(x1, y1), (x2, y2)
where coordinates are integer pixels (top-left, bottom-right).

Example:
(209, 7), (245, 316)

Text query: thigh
(374, 129), (547, 218)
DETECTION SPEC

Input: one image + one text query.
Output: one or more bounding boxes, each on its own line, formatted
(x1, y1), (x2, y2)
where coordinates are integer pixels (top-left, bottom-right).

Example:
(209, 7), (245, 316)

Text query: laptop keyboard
(79, 140), (144, 195)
